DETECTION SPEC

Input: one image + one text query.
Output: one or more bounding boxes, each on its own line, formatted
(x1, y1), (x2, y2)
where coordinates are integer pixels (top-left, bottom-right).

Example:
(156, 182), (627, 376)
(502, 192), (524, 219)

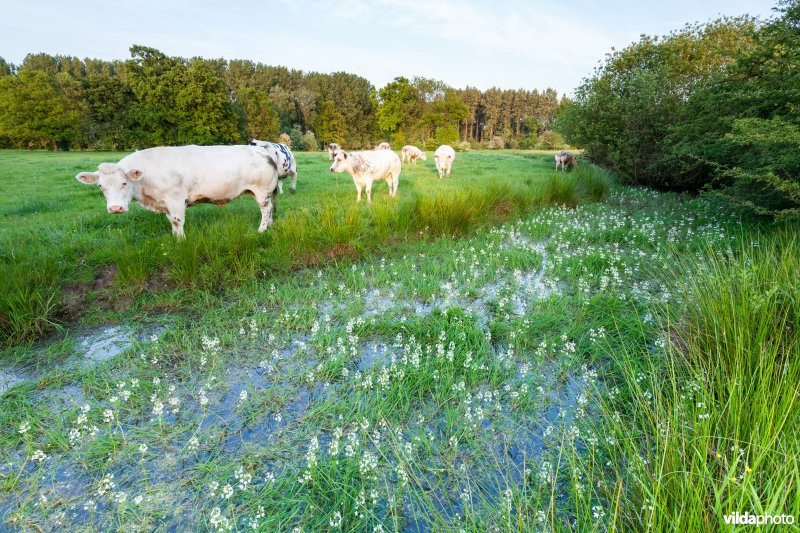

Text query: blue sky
(1, 0), (779, 95)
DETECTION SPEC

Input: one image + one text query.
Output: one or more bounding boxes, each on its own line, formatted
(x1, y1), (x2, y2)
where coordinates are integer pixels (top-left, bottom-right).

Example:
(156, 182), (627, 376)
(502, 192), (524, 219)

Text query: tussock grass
(0, 256), (63, 344)
(595, 230), (800, 531)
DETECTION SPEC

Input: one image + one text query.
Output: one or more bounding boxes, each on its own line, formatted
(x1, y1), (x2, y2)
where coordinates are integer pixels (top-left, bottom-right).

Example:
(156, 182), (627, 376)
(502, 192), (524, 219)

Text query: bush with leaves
(487, 136), (505, 149)
(301, 131), (319, 151)
(558, 17), (757, 189)
(535, 130), (566, 150)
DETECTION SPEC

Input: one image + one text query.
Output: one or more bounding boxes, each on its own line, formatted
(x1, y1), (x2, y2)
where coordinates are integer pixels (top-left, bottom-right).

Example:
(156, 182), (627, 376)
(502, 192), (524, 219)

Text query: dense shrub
(487, 136), (505, 149)
(535, 130), (566, 150)
(279, 132), (292, 148)
(558, 18), (757, 189)
(301, 131), (318, 151)
(435, 125), (459, 146)
(454, 141), (472, 152)
(559, 4), (800, 219)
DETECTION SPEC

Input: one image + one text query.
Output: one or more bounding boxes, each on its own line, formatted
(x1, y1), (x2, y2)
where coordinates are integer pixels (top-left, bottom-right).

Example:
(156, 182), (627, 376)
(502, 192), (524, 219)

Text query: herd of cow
(75, 142), (574, 238)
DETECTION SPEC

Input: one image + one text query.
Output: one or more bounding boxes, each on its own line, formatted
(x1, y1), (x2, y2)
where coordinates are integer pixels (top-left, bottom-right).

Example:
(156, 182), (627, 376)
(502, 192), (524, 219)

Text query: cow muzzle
(108, 205), (127, 214)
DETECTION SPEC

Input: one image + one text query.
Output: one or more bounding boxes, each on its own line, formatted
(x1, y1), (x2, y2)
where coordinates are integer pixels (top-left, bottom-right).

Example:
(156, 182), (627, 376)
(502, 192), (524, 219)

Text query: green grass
(0, 149), (607, 347)
(590, 230), (800, 531)
(0, 150), (797, 532)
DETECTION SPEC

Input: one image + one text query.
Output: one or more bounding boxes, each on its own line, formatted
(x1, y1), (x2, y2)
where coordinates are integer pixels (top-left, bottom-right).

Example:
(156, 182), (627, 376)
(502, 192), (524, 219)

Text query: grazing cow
(249, 139), (297, 194)
(376, 142), (391, 150)
(75, 145), (279, 239)
(329, 149), (401, 204)
(434, 145), (456, 178)
(401, 145), (427, 165)
(555, 150), (578, 171)
(327, 142), (341, 161)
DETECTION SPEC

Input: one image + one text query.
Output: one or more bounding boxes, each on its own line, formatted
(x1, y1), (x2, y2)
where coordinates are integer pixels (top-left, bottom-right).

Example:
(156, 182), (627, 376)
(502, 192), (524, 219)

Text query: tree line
(0, 46), (568, 152)
(558, 0), (800, 219)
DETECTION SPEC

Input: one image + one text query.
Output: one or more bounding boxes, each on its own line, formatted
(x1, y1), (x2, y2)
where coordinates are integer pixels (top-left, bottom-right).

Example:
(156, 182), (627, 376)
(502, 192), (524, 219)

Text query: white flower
(138, 443), (148, 454)
(18, 421), (30, 435)
(31, 449), (47, 463)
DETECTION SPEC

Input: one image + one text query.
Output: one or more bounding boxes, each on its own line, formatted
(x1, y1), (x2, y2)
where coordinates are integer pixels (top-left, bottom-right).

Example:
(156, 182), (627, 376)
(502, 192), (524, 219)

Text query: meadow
(0, 149), (798, 531)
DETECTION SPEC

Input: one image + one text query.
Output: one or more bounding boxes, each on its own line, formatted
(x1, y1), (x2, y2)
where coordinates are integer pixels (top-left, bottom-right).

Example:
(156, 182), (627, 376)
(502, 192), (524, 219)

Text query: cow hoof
(290, 188), (297, 194)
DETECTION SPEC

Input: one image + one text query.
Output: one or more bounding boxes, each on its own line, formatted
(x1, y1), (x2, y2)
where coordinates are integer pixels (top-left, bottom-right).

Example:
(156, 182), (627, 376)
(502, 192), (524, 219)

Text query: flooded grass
(2, 185), (790, 531)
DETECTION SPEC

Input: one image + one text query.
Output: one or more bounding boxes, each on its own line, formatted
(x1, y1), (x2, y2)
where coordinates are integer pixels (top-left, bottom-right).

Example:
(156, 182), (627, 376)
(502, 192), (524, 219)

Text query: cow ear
(127, 169), (143, 181)
(342, 152), (348, 159)
(76, 172), (99, 185)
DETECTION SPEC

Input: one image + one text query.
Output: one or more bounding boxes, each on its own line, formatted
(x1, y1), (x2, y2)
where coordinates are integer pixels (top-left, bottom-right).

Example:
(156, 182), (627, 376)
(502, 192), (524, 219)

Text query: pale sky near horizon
(0, 0), (780, 96)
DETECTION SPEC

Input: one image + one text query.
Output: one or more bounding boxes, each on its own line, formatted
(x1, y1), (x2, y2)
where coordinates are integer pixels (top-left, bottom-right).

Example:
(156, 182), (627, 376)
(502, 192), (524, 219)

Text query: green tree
(0, 70), (81, 149)
(673, 1), (800, 217)
(236, 87), (280, 141)
(377, 77), (419, 141)
(435, 125), (459, 145)
(83, 74), (135, 149)
(0, 57), (12, 77)
(175, 59), (240, 144)
(558, 17), (757, 188)
(313, 99), (347, 146)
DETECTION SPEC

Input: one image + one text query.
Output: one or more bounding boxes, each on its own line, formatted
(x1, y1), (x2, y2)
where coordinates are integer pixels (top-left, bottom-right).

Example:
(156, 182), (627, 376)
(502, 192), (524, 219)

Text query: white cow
(329, 149), (401, 204)
(434, 145), (456, 178)
(401, 145), (427, 165)
(249, 139), (297, 194)
(327, 142), (341, 161)
(376, 142), (391, 150)
(75, 145), (279, 239)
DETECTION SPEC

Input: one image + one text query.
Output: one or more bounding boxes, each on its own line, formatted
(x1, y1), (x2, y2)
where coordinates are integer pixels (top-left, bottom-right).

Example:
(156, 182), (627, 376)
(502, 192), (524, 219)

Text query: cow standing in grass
(555, 150), (578, 171)
(249, 139), (297, 195)
(401, 145), (427, 165)
(376, 142), (391, 150)
(329, 149), (401, 204)
(434, 145), (456, 178)
(75, 145), (279, 239)
(327, 143), (341, 161)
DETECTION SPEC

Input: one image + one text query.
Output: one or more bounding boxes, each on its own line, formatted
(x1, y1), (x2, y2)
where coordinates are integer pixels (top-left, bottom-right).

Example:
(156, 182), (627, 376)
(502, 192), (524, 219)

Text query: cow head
(75, 163), (142, 214)
(419, 152), (428, 160)
(250, 139), (269, 148)
(329, 150), (351, 173)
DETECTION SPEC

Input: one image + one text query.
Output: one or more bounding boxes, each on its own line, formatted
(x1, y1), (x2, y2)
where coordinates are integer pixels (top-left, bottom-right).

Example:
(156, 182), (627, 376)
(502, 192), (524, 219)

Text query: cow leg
(355, 184), (363, 203)
(166, 201), (187, 239)
(365, 178), (373, 204)
(253, 189), (274, 233)
(277, 179), (284, 195)
(289, 169), (297, 194)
